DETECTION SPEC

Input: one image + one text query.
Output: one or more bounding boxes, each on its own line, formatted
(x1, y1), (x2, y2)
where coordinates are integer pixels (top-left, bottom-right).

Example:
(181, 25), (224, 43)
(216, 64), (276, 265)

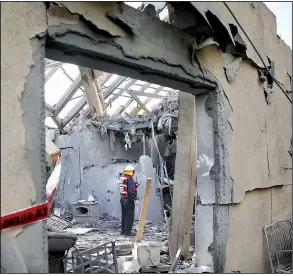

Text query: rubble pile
(150, 90), (179, 134)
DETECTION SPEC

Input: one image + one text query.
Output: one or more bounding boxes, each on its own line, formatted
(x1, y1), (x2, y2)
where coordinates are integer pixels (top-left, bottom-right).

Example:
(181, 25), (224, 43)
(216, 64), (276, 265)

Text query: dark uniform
(119, 174), (138, 235)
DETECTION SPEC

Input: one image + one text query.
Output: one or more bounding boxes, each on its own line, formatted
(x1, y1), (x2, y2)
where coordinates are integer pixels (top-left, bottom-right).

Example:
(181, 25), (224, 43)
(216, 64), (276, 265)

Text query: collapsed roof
(45, 60), (179, 137)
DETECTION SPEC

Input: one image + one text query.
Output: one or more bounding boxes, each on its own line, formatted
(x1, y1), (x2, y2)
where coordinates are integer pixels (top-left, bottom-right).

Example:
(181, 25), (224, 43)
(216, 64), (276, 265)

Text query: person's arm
(127, 178), (137, 201)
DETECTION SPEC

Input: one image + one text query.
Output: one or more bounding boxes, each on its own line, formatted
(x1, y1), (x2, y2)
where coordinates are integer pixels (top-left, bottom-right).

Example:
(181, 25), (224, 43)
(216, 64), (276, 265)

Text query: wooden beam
(60, 65), (74, 82)
(45, 61), (62, 70)
(122, 121), (151, 131)
(129, 93), (149, 113)
(104, 76), (127, 99)
(45, 66), (60, 82)
(51, 116), (65, 134)
(106, 79), (137, 106)
(127, 90), (164, 99)
(115, 83), (152, 115)
(62, 96), (87, 126)
(169, 92), (197, 259)
(45, 109), (53, 117)
(169, 247), (182, 272)
(136, 178), (152, 243)
(79, 66), (104, 119)
(45, 103), (55, 114)
(61, 66), (85, 92)
(54, 75), (83, 115)
(131, 98), (152, 115)
(130, 86), (165, 115)
(92, 70), (106, 112)
(82, 74), (113, 118)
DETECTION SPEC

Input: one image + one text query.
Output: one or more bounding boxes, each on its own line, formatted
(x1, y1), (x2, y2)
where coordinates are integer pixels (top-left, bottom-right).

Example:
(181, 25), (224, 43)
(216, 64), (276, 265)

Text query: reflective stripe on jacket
(119, 175), (138, 199)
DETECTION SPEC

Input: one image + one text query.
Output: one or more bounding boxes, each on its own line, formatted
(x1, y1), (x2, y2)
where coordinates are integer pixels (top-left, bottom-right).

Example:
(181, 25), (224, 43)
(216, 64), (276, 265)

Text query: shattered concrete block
(133, 242), (161, 267)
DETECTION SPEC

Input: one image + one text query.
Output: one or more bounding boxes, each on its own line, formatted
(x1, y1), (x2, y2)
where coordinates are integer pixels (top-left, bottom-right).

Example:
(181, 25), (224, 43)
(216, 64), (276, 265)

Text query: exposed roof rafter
(44, 59), (176, 132)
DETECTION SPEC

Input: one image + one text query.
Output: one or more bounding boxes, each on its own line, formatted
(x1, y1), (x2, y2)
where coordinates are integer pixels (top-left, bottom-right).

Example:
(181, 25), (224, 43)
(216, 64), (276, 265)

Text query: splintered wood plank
(136, 178), (152, 243)
(78, 66), (104, 119)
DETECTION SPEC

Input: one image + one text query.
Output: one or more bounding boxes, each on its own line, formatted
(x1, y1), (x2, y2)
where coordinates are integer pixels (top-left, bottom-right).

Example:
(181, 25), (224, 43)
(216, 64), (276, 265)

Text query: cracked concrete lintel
(106, 10), (140, 37)
(53, 1), (128, 37)
(45, 3), (217, 94)
(48, 4), (79, 26)
(222, 53), (242, 83)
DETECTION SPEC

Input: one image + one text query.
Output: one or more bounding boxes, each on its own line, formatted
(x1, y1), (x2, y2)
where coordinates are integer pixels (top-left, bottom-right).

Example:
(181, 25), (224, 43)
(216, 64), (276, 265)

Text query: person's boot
(124, 232), (136, 237)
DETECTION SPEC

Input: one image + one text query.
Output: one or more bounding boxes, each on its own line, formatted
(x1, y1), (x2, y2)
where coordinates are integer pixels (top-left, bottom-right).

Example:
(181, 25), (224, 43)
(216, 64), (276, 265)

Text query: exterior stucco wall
(225, 184), (292, 273)
(196, 3), (292, 273)
(1, 2), (48, 273)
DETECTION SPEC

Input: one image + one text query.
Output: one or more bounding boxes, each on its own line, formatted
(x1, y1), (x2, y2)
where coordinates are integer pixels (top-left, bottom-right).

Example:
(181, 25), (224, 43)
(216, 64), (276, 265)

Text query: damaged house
(1, 1), (292, 274)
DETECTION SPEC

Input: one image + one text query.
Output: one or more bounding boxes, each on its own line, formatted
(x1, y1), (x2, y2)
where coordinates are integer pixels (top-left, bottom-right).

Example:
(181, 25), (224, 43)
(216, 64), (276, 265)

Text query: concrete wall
(196, 2), (292, 273)
(194, 93), (215, 267)
(55, 126), (163, 222)
(55, 125), (150, 167)
(2, 1), (291, 273)
(1, 2), (48, 273)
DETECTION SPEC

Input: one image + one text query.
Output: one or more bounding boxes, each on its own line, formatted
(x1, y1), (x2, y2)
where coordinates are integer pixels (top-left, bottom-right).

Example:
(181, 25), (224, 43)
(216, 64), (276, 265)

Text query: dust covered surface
(71, 220), (168, 249)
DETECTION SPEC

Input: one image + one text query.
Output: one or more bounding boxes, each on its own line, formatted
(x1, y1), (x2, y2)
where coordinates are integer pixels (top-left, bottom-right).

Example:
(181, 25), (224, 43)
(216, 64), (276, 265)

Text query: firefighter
(119, 165), (140, 236)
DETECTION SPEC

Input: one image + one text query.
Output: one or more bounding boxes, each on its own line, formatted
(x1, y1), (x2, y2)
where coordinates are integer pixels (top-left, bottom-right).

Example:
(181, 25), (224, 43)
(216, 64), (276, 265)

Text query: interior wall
(54, 126), (164, 221)
(55, 125), (150, 167)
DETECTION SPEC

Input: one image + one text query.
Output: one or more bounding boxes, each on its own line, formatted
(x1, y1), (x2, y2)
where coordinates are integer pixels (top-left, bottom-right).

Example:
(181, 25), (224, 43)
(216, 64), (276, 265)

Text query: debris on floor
(64, 228), (95, 235)
(71, 220), (168, 251)
(60, 218), (198, 273)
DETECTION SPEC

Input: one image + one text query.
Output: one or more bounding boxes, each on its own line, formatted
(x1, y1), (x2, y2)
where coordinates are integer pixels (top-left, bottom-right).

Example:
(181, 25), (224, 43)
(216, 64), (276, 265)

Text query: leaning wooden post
(136, 178), (152, 242)
(169, 92), (197, 259)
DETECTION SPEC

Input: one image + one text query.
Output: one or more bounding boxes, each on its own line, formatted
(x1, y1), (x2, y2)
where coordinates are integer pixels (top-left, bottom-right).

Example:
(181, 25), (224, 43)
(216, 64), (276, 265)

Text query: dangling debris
(87, 91), (179, 149)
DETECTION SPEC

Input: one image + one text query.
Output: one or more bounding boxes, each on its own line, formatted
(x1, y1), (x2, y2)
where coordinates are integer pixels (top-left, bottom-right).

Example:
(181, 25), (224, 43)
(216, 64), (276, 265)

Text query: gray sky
(264, 2), (292, 48)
